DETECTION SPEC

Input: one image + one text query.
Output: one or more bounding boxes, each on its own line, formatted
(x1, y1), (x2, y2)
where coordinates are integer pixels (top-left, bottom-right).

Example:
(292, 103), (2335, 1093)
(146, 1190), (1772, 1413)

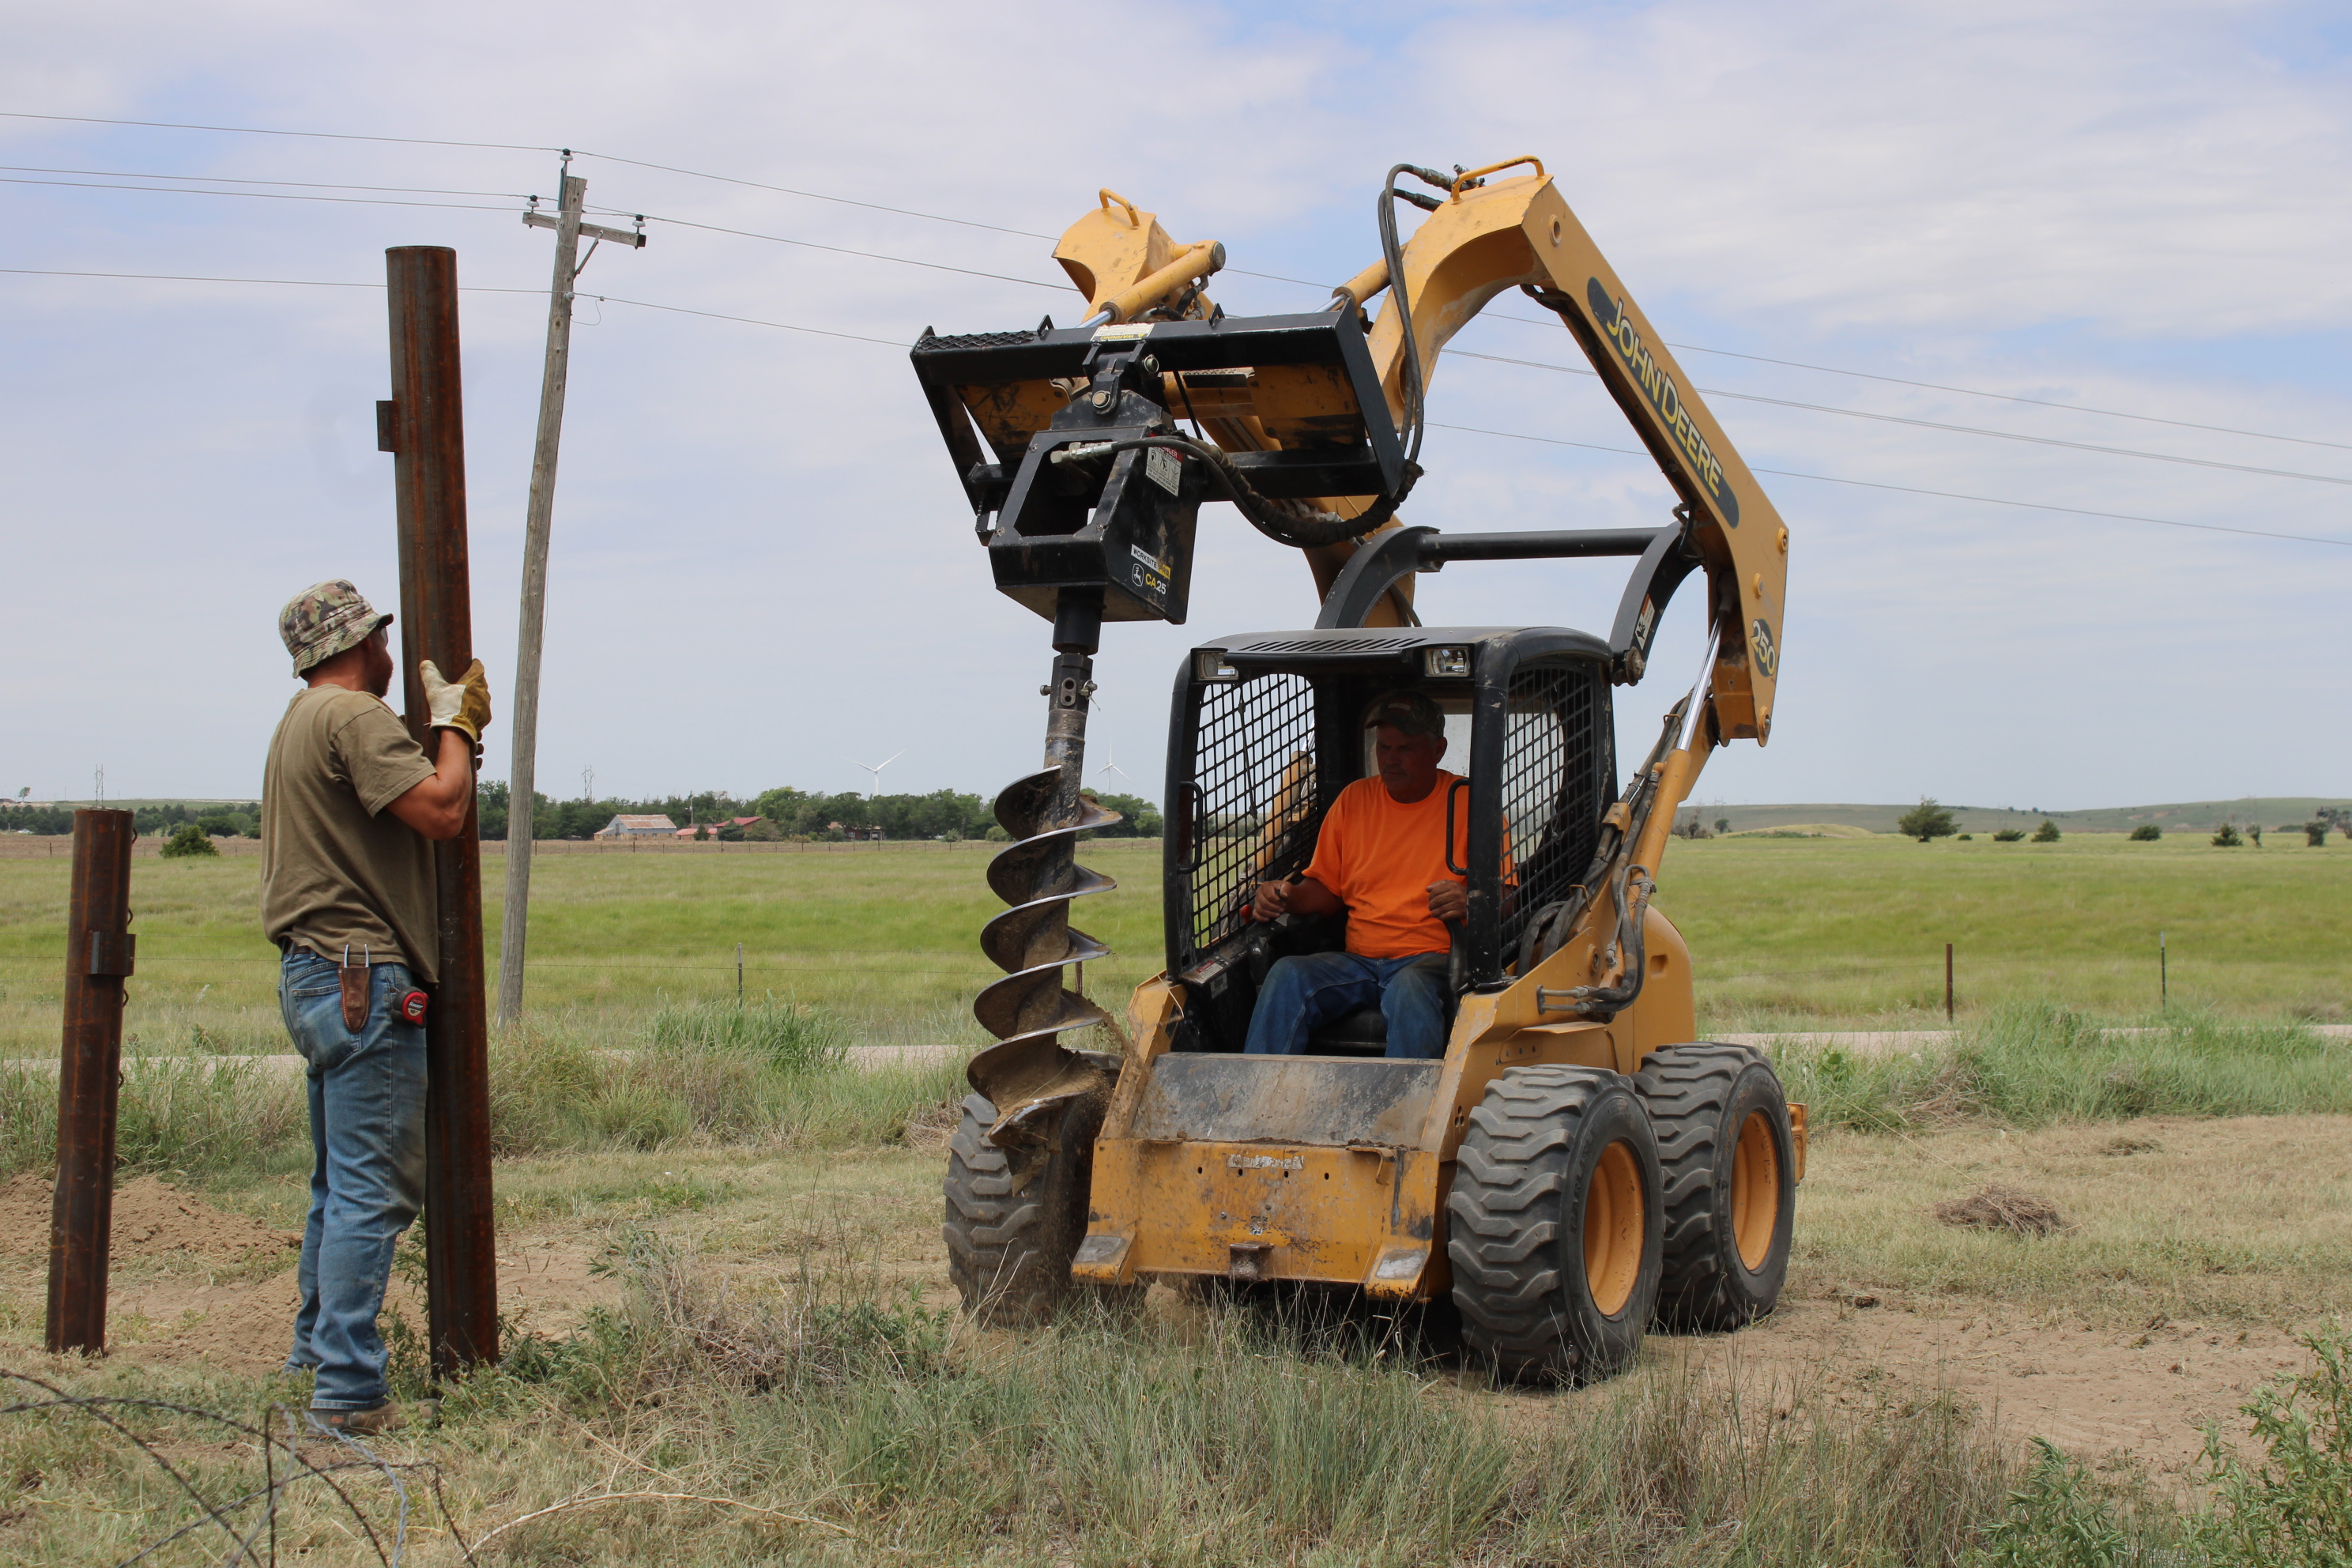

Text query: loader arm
(1046, 167), (1788, 746)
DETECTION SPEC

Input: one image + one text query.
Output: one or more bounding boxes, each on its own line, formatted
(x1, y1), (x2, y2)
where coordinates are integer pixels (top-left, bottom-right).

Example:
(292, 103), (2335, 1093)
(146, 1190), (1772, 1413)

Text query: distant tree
(2247, 824), (2263, 847)
(2306, 822), (2328, 847)
(715, 820), (744, 842)
(2212, 822), (2243, 847)
(2031, 819), (2061, 842)
(2129, 824), (2162, 842)
(1084, 791), (1163, 839)
(741, 816), (782, 842)
(1898, 797), (1958, 842)
(160, 823), (217, 858)
(1714, 817), (1731, 836)
(1955, 833), (1973, 841)
(1992, 829), (2025, 842)
(692, 824), (709, 842)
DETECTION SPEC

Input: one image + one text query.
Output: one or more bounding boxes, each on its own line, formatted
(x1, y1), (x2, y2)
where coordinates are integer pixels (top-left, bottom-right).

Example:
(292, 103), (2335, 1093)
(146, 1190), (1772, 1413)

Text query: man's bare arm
(1252, 876), (1342, 923)
(386, 730), (474, 842)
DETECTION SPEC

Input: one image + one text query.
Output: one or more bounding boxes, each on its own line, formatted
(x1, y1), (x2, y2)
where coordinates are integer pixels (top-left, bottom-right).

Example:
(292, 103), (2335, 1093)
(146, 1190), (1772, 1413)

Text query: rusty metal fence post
(384, 245), (499, 1376)
(47, 808), (135, 1354)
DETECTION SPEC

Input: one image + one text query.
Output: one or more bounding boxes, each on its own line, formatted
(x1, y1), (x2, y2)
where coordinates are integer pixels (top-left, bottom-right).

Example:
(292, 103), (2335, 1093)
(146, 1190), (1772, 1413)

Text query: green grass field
(0, 831), (2343, 1057)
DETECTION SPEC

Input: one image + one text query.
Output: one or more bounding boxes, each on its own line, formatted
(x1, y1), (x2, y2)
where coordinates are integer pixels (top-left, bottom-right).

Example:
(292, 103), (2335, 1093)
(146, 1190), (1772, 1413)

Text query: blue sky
(2, 0), (2346, 812)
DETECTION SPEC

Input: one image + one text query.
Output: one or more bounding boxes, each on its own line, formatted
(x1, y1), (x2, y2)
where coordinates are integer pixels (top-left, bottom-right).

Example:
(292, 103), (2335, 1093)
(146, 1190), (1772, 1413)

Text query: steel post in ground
(385, 244), (499, 1378)
(1945, 942), (1954, 1023)
(46, 808), (134, 1354)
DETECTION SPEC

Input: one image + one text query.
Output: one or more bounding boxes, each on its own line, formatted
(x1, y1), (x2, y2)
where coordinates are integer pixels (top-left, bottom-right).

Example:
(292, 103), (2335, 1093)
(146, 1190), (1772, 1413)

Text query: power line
(1428, 421), (2352, 548)
(17, 107), (2343, 457)
(5, 171), (1068, 295)
(635, 213), (1063, 292)
(0, 163), (533, 199)
(9, 267), (2343, 548)
(0, 109), (555, 153)
(570, 150), (1057, 241)
(0, 266), (541, 294)
(1452, 349), (2352, 488)
(0, 175), (513, 214)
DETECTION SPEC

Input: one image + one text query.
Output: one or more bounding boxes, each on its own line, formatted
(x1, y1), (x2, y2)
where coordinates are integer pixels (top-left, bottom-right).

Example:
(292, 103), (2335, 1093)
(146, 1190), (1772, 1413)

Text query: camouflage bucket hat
(1364, 689), (1446, 738)
(280, 579), (391, 675)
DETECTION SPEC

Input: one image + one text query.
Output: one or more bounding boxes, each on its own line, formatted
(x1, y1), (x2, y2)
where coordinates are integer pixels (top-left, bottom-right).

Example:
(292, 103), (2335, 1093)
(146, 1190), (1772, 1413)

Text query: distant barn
(593, 814), (677, 840)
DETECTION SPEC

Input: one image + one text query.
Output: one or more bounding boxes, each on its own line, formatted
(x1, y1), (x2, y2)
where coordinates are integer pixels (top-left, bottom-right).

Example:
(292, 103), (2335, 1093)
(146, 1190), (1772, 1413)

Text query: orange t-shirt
(1304, 772), (1470, 959)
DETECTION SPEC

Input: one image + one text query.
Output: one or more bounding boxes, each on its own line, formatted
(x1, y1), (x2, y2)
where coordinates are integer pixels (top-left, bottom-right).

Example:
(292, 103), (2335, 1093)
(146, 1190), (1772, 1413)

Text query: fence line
(0, 835), (1162, 859)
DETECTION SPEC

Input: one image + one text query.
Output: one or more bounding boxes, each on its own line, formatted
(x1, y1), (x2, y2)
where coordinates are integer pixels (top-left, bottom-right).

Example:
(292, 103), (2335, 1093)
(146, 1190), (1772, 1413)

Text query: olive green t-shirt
(260, 686), (439, 983)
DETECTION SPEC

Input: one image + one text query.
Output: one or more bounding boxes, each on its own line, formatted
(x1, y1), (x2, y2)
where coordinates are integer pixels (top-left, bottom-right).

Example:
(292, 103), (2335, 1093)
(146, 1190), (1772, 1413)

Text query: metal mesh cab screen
(1183, 673), (1320, 960)
(1496, 663), (1609, 961)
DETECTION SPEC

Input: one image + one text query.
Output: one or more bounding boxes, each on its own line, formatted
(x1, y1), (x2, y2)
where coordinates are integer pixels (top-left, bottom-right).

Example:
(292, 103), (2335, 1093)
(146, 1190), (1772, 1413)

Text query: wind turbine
(1091, 741), (1133, 790)
(849, 751), (904, 800)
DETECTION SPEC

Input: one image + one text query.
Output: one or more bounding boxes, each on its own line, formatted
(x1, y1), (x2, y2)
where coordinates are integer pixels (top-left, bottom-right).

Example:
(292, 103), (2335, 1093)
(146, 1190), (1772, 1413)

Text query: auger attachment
(970, 592), (1126, 1151)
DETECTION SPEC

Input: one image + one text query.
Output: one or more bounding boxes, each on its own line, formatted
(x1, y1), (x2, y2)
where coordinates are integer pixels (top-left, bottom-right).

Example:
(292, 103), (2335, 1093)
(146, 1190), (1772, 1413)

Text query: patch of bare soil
(1644, 1294), (2316, 1487)
(0, 1172), (616, 1372)
(0, 1172), (296, 1259)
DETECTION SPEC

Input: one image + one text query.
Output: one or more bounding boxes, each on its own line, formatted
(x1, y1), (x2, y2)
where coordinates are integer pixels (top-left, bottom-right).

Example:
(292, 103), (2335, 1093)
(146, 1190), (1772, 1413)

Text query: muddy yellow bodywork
(1072, 907), (1807, 1300)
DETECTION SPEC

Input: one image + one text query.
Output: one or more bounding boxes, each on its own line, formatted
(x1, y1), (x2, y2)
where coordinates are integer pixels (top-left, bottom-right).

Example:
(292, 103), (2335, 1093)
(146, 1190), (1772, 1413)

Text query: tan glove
(419, 658), (493, 743)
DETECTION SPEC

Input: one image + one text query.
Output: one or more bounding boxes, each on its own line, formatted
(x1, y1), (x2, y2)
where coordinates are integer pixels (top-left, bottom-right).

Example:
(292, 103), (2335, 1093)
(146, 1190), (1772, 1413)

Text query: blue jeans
(1242, 951), (1453, 1059)
(277, 950), (428, 1411)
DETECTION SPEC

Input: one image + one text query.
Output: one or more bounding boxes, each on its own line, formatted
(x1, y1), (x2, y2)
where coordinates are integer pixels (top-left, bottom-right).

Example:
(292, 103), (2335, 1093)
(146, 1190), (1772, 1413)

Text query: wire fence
(0, 1366), (471, 1567)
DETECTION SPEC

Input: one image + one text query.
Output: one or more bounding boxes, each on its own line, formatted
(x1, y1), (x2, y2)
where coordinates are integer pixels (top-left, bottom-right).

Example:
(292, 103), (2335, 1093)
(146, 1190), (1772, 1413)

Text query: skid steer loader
(911, 160), (1803, 1381)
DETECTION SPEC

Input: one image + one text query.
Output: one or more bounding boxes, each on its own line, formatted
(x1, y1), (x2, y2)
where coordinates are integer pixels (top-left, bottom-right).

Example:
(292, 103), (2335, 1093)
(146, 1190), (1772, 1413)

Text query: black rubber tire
(1446, 1065), (1664, 1385)
(941, 1091), (1103, 1326)
(1634, 1043), (1796, 1332)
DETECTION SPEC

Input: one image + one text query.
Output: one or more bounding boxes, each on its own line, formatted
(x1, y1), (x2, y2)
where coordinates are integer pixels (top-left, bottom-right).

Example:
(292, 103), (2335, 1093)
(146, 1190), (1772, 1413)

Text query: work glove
(419, 658), (493, 744)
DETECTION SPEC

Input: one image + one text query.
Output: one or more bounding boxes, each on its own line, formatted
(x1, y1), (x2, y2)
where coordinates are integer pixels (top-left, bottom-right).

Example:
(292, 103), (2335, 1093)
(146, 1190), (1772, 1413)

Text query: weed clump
(1933, 1183), (2068, 1237)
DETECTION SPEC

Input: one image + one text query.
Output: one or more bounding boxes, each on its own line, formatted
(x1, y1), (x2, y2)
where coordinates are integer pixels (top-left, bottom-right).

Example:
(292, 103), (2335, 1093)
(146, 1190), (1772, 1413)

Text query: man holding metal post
(260, 580), (489, 1434)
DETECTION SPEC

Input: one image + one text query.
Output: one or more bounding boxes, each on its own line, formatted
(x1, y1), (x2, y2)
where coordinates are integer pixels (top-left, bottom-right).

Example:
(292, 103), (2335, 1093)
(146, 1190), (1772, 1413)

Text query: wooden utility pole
(497, 154), (646, 1028)
(383, 245), (499, 1376)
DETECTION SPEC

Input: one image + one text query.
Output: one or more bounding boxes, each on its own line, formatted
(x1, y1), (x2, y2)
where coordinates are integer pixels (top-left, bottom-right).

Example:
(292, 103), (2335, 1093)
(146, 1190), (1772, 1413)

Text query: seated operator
(1243, 691), (1468, 1060)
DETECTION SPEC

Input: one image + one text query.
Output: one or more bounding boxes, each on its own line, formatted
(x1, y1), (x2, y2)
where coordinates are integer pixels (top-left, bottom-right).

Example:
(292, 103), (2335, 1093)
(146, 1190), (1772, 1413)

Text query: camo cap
(1363, 689), (1446, 739)
(279, 579), (391, 676)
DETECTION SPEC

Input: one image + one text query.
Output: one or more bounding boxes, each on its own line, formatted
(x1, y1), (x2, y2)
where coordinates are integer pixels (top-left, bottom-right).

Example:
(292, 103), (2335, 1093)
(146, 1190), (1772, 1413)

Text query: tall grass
(489, 998), (967, 1157)
(1772, 1001), (2352, 1133)
(425, 1234), (2042, 1566)
(0, 1049), (305, 1180)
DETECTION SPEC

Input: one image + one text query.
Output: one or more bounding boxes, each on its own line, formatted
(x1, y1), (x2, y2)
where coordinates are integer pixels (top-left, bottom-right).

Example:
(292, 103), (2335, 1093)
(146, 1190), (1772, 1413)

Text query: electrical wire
(15, 107), (2341, 457)
(631, 212), (1062, 292)
(9, 106), (2343, 454)
(0, 109), (554, 153)
(0, 175), (514, 214)
(6, 266), (2344, 548)
(4, 168), (1069, 294)
(1427, 421), (2352, 548)
(0, 164), (533, 199)
(1450, 349), (2352, 488)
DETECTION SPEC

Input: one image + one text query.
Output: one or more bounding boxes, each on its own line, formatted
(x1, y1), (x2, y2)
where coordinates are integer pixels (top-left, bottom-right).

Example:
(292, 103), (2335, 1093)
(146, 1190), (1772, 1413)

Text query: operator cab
(1163, 625), (1618, 1054)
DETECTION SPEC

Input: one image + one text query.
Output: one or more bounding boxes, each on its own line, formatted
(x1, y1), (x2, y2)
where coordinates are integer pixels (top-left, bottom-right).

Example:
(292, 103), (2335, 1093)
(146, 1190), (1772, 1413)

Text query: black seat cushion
(1308, 1004), (1389, 1056)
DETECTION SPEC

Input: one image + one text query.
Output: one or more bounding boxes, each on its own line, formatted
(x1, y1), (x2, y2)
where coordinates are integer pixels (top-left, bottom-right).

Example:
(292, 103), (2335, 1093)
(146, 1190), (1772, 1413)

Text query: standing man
(261, 580), (489, 1434)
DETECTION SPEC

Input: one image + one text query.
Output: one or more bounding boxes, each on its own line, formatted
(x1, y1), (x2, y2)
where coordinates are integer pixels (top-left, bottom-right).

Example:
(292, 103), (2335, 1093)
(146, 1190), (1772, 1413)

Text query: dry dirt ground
(1, 1112), (2343, 1491)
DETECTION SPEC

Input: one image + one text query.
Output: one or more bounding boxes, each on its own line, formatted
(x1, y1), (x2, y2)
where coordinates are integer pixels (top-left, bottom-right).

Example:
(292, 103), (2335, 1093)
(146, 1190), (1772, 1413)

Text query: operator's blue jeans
(277, 950), (428, 1411)
(1242, 951), (1452, 1059)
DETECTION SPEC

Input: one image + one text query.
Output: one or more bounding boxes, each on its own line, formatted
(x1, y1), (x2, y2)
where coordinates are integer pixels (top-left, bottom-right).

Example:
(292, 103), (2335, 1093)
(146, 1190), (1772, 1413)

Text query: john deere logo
(1586, 280), (1739, 529)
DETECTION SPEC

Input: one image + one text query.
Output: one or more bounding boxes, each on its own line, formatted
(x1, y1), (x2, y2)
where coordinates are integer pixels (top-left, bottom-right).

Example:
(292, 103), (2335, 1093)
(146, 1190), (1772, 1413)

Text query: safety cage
(1161, 626), (1617, 1052)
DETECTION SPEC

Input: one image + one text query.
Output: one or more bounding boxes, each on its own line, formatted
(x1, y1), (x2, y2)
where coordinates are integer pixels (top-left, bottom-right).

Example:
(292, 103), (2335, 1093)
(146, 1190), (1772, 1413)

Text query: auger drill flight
(911, 160), (1803, 1380)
